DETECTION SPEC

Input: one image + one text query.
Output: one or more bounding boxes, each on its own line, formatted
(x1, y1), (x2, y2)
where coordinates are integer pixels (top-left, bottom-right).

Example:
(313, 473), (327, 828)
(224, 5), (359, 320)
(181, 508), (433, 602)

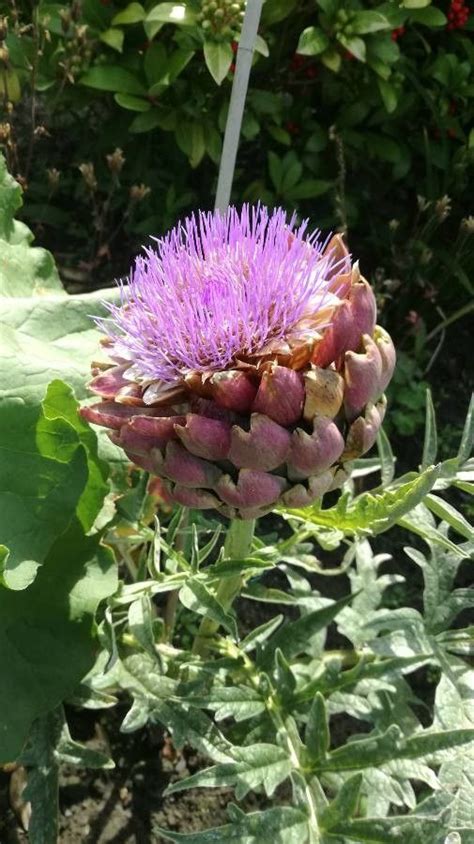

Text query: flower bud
(106, 147), (125, 174)
(82, 205), (396, 518)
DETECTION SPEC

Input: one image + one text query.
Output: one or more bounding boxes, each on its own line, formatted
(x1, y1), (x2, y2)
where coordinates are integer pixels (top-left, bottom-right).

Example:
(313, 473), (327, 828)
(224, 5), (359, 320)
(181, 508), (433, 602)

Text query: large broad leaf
(0, 522), (117, 762)
(0, 156), (119, 403)
(0, 153), (62, 295)
(0, 287), (119, 404)
(80, 65), (147, 96)
(0, 380), (109, 589)
(0, 152), (22, 241)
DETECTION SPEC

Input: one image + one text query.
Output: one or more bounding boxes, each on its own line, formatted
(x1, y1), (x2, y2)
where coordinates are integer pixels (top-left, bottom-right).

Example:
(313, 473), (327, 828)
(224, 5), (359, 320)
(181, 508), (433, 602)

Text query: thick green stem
(193, 518), (255, 656)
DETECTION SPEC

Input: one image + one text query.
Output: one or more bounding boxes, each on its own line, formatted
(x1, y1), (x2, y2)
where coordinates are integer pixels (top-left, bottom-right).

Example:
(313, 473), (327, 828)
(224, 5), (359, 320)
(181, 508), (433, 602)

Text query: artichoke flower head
(81, 205), (395, 519)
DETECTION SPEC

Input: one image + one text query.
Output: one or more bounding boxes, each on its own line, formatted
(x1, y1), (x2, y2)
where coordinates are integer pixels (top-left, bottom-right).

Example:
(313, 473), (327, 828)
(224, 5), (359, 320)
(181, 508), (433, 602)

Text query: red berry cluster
(285, 121), (300, 135)
(447, 0), (470, 30)
(289, 53), (319, 78)
(290, 53), (306, 72)
(391, 26), (405, 41)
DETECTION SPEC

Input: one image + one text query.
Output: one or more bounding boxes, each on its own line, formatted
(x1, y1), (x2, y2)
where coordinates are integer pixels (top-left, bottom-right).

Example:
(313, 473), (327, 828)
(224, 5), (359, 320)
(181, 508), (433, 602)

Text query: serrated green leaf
(230, 744), (293, 799)
(398, 504), (470, 558)
(156, 805), (309, 843)
(280, 466), (440, 537)
(0, 407), (87, 589)
(425, 494), (474, 541)
(179, 579), (238, 638)
(187, 685), (265, 722)
(305, 693), (329, 762)
(402, 728), (474, 760)
(320, 773), (362, 829)
(56, 717), (114, 769)
(122, 654), (233, 762)
(320, 725), (403, 771)
(274, 648), (296, 698)
(240, 614), (284, 653)
(0, 379), (109, 590)
(128, 594), (161, 661)
(165, 762), (237, 795)
(434, 666), (474, 829)
(330, 815), (447, 843)
(152, 700), (234, 763)
(260, 593), (353, 667)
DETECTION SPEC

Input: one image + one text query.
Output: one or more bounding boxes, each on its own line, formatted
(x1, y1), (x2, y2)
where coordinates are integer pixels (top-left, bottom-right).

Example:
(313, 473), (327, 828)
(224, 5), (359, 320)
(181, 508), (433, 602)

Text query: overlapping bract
(81, 206), (395, 518)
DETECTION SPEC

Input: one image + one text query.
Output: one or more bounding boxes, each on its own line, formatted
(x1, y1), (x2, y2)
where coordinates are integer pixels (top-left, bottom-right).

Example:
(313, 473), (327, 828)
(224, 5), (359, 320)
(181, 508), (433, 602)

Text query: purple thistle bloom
(100, 205), (344, 383)
(83, 204), (396, 518)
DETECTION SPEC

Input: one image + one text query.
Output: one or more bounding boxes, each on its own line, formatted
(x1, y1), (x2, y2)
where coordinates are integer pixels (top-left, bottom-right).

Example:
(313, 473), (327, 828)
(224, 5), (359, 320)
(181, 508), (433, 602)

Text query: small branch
(425, 300), (474, 343)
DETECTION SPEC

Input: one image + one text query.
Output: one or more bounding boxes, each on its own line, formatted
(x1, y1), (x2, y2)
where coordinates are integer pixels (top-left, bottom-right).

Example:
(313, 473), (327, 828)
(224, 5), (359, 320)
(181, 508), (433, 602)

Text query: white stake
(214, 0), (264, 213)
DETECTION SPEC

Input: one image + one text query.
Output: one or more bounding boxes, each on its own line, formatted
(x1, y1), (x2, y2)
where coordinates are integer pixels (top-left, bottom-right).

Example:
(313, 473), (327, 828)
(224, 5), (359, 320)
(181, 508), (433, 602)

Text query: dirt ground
(0, 705), (268, 843)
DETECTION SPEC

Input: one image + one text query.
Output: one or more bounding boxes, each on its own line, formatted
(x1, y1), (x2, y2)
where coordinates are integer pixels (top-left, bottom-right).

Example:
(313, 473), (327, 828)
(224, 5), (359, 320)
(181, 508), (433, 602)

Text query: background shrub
(1, 0), (473, 437)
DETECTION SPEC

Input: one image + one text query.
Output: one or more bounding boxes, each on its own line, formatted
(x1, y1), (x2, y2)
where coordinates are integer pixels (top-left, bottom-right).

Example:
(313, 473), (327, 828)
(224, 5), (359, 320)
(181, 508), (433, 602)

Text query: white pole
(214, 0), (264, 213)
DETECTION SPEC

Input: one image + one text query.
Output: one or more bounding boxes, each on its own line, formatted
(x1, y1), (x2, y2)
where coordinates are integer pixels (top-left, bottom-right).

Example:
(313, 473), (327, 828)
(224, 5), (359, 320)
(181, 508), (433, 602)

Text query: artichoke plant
(81, 206), (395, 519)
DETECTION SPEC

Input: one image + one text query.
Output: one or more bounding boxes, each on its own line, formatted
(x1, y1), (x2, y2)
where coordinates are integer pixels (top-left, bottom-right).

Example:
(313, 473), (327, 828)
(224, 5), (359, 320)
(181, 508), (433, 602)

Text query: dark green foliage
(2, 0), (473, 436)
